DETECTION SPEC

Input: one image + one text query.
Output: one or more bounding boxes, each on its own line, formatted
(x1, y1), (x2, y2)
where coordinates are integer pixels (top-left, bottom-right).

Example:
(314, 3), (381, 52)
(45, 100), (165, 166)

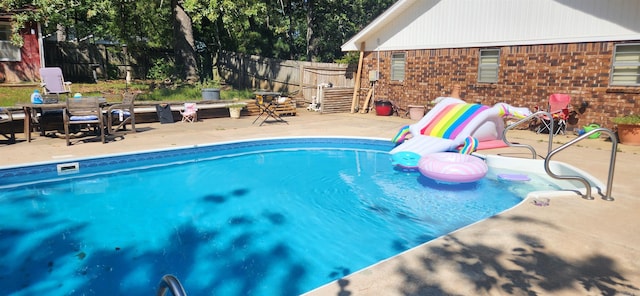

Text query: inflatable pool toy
(497, 173), (530, 181)
(418, 153), (488, 183)
(391, 151), (421, 169)
(457, 139), (508, 151)
(390, 97), (531, 156)
(418, 152), (488, 183)
(391, 125), (411, 144)
(459, 136), (478, 154)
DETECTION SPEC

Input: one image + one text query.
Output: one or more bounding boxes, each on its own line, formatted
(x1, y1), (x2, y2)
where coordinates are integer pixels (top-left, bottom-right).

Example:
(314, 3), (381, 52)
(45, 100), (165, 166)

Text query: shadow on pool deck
(2, 110), (640, 295)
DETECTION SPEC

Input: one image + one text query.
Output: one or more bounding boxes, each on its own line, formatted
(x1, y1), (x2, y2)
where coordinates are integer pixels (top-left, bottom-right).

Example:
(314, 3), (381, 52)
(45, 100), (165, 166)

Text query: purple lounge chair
(39, 67), (72, 95)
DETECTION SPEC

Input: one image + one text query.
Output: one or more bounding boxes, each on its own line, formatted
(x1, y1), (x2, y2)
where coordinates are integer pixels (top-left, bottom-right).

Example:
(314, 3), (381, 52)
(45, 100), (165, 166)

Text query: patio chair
(252, 93), (288, 126)
(32, 94), (63, 136)
(107, 92), (137, 134)
(0, 108), (16, 144)
(40, 67), (72, 96)
(180, 103), (198, 122)
(63, 97), (105, 146)
(536, 94), (571, 135)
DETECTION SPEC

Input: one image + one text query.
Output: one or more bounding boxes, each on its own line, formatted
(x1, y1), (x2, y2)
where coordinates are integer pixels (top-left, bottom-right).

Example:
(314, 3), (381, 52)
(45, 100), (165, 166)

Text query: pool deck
(2, 111), (640, 295)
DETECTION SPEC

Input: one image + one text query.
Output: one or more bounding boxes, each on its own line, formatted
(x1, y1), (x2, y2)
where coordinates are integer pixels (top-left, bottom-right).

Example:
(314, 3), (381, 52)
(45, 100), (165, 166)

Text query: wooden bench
(132, 100), (252, 123)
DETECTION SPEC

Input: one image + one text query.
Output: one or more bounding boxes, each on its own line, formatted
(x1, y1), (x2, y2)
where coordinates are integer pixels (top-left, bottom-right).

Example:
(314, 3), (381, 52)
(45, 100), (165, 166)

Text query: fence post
(351, 42), (365, 113)
(299, 64), (305, 98)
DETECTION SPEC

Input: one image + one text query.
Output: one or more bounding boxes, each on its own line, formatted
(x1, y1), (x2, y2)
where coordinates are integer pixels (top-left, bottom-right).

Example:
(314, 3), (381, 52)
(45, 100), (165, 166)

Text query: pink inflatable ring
(418, 152), (488, 183)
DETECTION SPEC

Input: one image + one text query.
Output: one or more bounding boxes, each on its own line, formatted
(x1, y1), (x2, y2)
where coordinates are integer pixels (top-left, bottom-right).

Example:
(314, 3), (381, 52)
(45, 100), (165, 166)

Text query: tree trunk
(305, 0), (317, 61)
(172, 0), (198, 83)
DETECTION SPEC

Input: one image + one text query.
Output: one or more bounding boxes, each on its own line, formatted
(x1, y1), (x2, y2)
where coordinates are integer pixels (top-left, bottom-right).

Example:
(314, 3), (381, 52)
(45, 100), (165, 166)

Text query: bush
(147, 58), (176, 80)
(612, 114), (640, 125)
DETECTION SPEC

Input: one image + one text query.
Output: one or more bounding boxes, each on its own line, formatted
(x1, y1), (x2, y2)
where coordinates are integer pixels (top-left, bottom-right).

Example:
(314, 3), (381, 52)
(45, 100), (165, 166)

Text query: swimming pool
(0, 137), (561, 295)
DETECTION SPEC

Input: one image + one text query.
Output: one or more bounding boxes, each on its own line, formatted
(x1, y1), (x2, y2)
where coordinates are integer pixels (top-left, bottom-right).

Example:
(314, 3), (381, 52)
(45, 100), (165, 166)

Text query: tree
(303, 0), (397, 62)
(2, 0), (68, 46)
(4, 0), (397, 82)
(181, 0), (396, 62)
(172, 0), (198, 82)
(305, 0), (316, 61)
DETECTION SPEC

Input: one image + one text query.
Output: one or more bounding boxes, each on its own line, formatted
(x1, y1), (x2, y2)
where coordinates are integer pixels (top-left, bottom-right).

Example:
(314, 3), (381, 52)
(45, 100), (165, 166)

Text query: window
(611, 44), (640, 86)
(391, 52), (405, 81)
(0, 22), (21, 62)
(478, 49), (500, 83)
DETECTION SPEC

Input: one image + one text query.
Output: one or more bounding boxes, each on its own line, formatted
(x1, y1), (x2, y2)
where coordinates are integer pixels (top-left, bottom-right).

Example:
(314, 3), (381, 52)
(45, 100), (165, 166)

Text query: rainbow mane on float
(420, 103), (490, 139)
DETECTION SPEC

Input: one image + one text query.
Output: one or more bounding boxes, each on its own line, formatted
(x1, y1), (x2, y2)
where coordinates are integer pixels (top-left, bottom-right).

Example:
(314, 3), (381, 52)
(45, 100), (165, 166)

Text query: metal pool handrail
(502, 110), (554, 159)
(544, 127), (617, 201)
(157, 274), (187, 296)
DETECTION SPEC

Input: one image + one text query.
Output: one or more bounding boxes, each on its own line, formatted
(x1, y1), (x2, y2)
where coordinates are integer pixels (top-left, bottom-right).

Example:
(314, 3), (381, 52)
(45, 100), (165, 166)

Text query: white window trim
(0, 22), (21, 62)
(391, 52), (405, 81)
(478, 49), (500, 83)
(610, 43), (640, 86)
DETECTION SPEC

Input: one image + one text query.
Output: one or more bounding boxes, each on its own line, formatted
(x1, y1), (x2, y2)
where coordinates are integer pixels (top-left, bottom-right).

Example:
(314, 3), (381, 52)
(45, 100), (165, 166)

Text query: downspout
(375, 38), (381, 105)
(37, 22), (44, 69)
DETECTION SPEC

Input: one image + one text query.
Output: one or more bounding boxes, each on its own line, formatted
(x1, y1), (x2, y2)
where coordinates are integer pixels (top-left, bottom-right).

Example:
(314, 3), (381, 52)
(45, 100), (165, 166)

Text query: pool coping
(1, 136), (603, 195)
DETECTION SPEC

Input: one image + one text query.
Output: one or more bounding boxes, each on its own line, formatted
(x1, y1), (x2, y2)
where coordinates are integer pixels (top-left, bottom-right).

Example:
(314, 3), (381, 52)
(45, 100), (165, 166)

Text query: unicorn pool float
(390, 97), (531, 183)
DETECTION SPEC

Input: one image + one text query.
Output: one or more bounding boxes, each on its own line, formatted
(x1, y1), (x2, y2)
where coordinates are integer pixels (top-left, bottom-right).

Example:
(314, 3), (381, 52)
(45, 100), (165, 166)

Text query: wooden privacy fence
(217, 51), (356, 103)
(43, 43), (360, 112)
(43, 41), (172, 82)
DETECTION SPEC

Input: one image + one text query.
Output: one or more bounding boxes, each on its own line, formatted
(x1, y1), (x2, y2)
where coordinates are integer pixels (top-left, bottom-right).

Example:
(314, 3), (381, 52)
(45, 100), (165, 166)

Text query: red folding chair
(536, 94), (571, 135)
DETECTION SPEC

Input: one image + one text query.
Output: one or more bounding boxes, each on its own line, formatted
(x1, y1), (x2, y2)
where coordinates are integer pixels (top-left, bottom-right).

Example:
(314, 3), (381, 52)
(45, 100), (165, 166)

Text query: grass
(0, 80), (256, 107)
(138, 85), (254, 102)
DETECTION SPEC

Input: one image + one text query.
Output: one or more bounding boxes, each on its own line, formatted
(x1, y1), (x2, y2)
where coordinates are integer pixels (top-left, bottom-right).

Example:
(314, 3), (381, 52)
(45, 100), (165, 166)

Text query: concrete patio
(1, 110), (639, 295)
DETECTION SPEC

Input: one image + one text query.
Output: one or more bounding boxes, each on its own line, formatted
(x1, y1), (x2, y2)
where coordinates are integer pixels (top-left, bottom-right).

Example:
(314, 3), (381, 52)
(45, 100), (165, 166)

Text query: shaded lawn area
(0, 81), (255, 107)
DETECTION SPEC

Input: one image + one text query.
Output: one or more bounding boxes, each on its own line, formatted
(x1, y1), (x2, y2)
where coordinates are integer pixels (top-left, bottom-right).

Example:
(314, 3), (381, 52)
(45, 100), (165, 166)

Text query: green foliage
(302, 0), (396, 61)
(141, 85), (254, 102)
(5, 0), (396, 76)
(0, 81), (149, 106)
(3, 0), (65, 46)
(335, 52), (361, 65)
(140, 86), (199, 101)
(147, 58), (176, 80)
(183, 0), (395, 62)
(223, 89), (254, 100)
(612, 114), (640, 125)
(227, 103), (247, 109)
(106, 64), (120, 80)
(0, 81), (256, 107)
(196, 79), (221, 89)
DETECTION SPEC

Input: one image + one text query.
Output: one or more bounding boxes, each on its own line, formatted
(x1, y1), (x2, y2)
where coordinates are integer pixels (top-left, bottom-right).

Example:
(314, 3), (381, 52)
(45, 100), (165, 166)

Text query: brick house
(0, 7), (43, 83)
(342, 0), (640, 129)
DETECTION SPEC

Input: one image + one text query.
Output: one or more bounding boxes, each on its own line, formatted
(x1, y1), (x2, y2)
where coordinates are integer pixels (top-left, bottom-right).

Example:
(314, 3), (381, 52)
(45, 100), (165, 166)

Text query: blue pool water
(0, 138), (556, 295)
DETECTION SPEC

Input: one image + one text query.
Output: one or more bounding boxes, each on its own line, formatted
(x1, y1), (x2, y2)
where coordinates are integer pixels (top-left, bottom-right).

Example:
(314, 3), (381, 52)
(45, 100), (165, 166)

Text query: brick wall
(360, 41), (640, 129)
